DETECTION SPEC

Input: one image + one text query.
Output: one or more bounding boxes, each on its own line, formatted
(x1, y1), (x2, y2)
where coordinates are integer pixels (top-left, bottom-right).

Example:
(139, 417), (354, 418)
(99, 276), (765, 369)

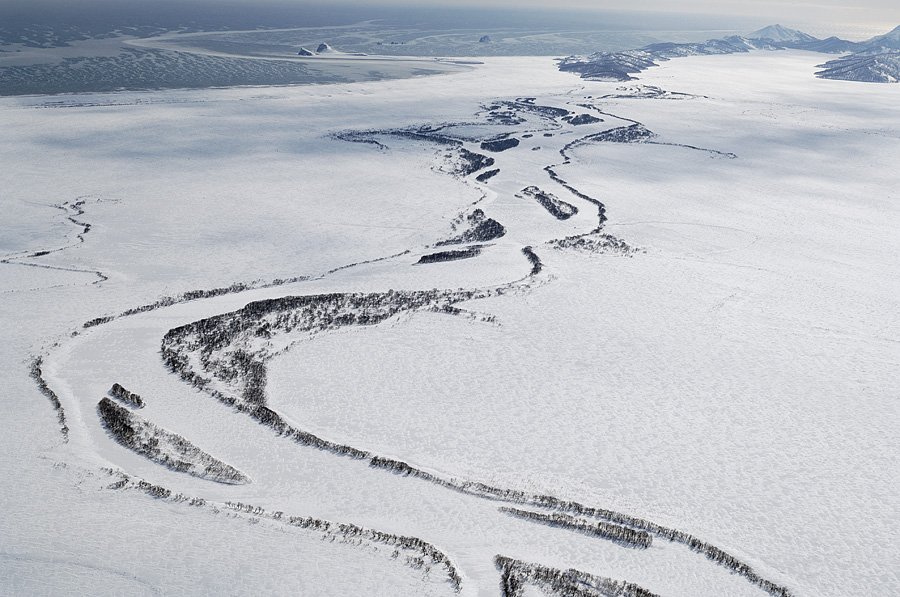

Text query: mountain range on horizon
(558, 23), (900, 84)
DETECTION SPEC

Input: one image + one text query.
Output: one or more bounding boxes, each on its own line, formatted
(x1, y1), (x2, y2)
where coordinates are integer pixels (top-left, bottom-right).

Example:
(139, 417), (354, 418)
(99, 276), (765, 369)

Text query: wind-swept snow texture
(2, 52), (898, 597)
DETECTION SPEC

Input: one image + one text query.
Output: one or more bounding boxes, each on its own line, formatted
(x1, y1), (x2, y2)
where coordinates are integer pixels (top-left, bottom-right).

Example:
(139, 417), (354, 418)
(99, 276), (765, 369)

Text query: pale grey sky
(373, 0), (899, 38)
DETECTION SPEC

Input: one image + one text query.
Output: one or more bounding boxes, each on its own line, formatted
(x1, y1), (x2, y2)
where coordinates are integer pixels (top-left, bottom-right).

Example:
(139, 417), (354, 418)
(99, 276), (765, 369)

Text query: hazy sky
(0, 0), (896, 40)
(373, 0), (899, 36)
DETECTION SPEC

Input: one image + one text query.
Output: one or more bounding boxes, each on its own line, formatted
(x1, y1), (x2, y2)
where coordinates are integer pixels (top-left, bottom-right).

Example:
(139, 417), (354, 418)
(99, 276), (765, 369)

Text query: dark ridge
(438, 209), (506, 246)
(513, 102), (571, 119)
(551, 233), (636, 255)
(83, 315), (114, 328)
(481, 137), (520, 152)
(519, 186), (578, 220)
(29, 357), (69, 442)
(558, 50), (658, 81)
(136, 480), (172, 499)
(543, 165), (606, 230)
(387, 125), (464, 147)
(501, 507), (652, 548)
(588, 123), (656, 143)
(522, 246), (543, 275)
(568, 113), (602, 125)
(97, 397), (249, 484)
(107, 471), (462, 591)
(475, 168), (500, 182)
(495, 555), (658, 597)
(225, 501), (463, 591)
(417, 246), (482, 264)
(109, 383), (144, 408)
(456, 148), (495, 176)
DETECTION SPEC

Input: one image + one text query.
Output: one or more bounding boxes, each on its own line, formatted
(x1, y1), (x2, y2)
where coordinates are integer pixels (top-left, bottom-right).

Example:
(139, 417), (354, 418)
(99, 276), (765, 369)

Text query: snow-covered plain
(1, 51), (898, 596)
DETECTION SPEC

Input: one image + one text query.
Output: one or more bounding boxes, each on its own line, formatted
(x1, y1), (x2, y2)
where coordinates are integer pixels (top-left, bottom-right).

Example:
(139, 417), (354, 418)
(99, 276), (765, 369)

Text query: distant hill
(816, 51), (900, 83)
(858, 25), (900, 51)
(559, 24), (899, 84)
(799, 36), (861, 53)
(747, 24), (817, 43)
(814, 25), (900, 82)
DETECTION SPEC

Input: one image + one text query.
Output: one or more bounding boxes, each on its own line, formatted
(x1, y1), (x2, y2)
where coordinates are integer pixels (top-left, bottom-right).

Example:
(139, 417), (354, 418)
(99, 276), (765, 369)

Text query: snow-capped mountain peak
(747, 24), (817, 42)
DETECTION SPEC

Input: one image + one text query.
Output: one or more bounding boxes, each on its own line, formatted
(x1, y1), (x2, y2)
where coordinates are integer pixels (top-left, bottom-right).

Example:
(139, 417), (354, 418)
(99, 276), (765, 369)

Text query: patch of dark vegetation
(438, 209), (506, 246)
(29, 357), (69, 442)
(500, 507), (651, 548)
(369, 455), (794, 597)
(322, 249), (412, 277)
(454, 148), (495, 176)
(476, 168), (500, 182)
(551, 233), (637, 256)
(496, 555), (658, 597)
(482, 104), (526, 126)
(159, 271), (792, 597)
(79, 249), (411, 333)
(481, 99), (570, 127)
(82, 277), (311, 329)
(160, 287), (506, 465)
(570, 112), (735, 157)
(97, 397), (249, 484)
(569, 113), (603, 125)
(519, 186), (578, 220)
(589, 123), (656, 143)
(226, 501), (463, 592)
(481, 137), (520, 152)
(543, 165), (606, 231)
(417, 247), (483, 264)
(391, 125), (465, 147)
(83, 315), (113, 328)
(136, 480), (172, 499)
(515, 102), (570, 119)
(509, 497), (795, 597)
(522, 246), (543, 275)
(109, 383), (144, 408)
(117, 281), (255, 319)
(105, 465), (461, 591)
